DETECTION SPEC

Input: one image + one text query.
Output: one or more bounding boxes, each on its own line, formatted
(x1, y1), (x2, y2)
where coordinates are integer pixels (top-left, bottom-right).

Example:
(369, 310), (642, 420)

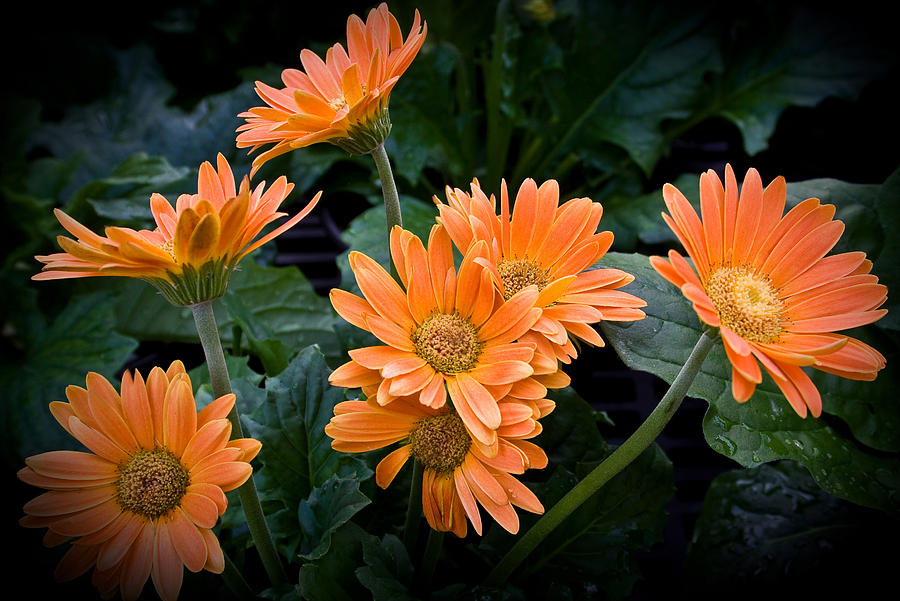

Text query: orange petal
(152, 522), (185, 601)
(168, 508), (208, 573)
(163, 379), (197, 458)
(26, 450), (116, 480)
(375, 445), (411, 488)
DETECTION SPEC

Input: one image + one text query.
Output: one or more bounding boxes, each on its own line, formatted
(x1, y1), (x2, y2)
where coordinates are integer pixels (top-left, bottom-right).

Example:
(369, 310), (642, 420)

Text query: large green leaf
(29, 46), (259, 192)
(298, 522), (376, 601)
(599, 252), (900, 516)
(242, 346), (372, 560)
(386, 41), (467, 186)
(336, 195), (439, 290)
(0, 291), (138, 465)
(685, 461), (898, 595)
(479, 386), (673, 600)
(536, 1), (721, 176)
(111, 258), (342, 364)
(707, 7), (894, 155)
(355, 534), (417, 601)
(77, 153), (191, 224)
(785, 168), (899, 331)
(298, 475), (372, 561)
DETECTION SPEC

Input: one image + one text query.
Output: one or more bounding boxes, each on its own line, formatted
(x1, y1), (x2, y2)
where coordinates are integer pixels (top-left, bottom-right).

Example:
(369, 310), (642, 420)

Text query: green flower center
(706, 266), (784, 343)
(498, 258), (550, 300)
(409, 413), (471, 472)
(412, 313), (481, 374)
(116, 449), (189, 519)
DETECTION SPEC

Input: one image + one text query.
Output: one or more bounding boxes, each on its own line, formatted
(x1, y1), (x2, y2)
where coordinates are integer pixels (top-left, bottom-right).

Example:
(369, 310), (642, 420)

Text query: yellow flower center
(412, 313), (481, 374)
(498, 258), (550, 300)
(328, 95), (347, 111)
(160, 239), (176, 260)
(705, 266), (784, 343)
(409, 413), (471, 472)
(116, 449), (189, 519)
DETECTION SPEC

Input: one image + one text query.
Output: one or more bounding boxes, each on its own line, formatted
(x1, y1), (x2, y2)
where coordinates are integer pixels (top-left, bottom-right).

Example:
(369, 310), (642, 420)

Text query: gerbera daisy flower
(236, 2), (427, 173)
(325, 395), (548, 537)
(650, 164), (888, 418)
(328, 224), (542, 448)
(17, 361), (259, 601)
(33, 153), (320, 306)
(434, 178), (647, 363)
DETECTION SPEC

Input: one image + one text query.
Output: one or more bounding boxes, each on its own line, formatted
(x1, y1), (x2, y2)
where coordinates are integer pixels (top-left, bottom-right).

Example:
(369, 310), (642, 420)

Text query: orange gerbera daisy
(34, 153), (320, 306)
(326, 395), (548, 537)
(18, 361), (259, 601)
(650, 164), (888, 418)
(435, 178), (647, 363)
(236, 2), (427, 173)
(329, 224), (542, 449)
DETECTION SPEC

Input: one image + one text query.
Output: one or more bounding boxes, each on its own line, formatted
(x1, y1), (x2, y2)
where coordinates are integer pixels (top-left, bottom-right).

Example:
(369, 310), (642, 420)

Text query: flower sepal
(145, 256), (236, 306)
(328, 107), (392, 156)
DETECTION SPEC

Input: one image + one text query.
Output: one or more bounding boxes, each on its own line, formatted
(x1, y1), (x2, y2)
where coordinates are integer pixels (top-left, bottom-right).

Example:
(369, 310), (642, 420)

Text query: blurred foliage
(2, 0), (898, 599)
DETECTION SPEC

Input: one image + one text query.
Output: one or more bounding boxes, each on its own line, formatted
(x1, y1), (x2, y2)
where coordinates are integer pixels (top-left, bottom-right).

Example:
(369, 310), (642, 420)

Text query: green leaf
(220, 292), (294, 376)
(598, 252), (900, 516)
(537, 1), (721, 176)
(298, 522), (376, 601)
(602, 173), (700, 251)
(30, 46), (260, 192)
(387, 42), (466, 186)
(79, 153), (191, 224)
(355, 534), (416, 601)
(685, 461), (898, 595)
(336, 195), (438, 291)
(0, 291), (138, 466)
(111, 259), (342, 365)
(528, 446), (673, 600)
(785, 168), (899, 331)
(709, 7), (894, 155)
(479, 387), (673, 601)
(536, 386), (610, 465)
(242, 346), (372, 559)
(298, 475), (372, 561)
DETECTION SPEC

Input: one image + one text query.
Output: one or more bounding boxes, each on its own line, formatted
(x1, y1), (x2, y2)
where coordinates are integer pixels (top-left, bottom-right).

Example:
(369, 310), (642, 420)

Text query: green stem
(484, 328), (718, 586)
(403, 460), (424, 554)
(191, 301), (288, 589)
(417, 529), (444, 593)
(371, 142), (402, 237)
(221, 551), (256, 601)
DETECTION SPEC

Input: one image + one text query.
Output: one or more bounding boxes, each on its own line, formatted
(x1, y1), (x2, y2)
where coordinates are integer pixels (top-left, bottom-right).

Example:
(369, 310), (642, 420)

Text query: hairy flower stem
(191, 301), (287, 589)
(403, 460), (424, 553)
(371, 143), (403, 278)
(417, 529), (444, 592)
(484, 329), (718, 586)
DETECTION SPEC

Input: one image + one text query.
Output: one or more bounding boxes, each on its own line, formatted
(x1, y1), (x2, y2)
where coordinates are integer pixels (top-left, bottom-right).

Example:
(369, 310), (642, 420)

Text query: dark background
(3, 1), (898, 600)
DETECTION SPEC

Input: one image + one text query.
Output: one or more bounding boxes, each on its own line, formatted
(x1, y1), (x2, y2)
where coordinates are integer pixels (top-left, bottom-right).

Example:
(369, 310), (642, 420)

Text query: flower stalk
(484, 328), (719, 585)
(371, 142), (403, 239)
(403, 459), (424, 553)
(191, 300), (287, 588)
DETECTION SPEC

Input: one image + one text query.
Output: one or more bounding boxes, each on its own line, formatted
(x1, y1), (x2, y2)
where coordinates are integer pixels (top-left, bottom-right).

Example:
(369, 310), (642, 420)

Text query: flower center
(328, 95), (347, 111)
(705, 266), (784, 343)
(412, 313), (481, 374)
(116, 449), (189, 519)
(160, 239), (176, 260)
(498, 258), (550, 300)
(409, 413), (471, 472)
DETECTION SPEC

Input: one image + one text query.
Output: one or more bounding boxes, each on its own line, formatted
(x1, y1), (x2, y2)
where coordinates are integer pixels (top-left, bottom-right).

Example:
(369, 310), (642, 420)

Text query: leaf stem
(483, 328), (718, 586)
(191, 300), (287, 589)
(403, 460), (424, 554)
